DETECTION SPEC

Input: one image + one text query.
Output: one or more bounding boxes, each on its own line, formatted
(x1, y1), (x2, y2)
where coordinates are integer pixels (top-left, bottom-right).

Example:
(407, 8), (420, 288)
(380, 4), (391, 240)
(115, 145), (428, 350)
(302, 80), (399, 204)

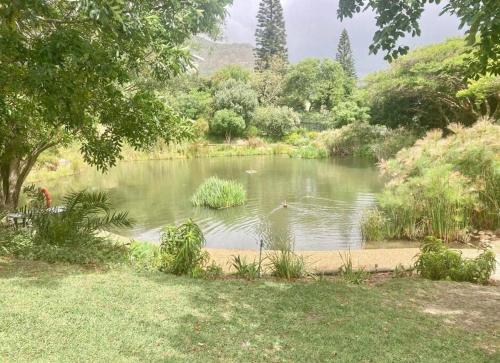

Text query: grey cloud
(223, 0), (463, 76)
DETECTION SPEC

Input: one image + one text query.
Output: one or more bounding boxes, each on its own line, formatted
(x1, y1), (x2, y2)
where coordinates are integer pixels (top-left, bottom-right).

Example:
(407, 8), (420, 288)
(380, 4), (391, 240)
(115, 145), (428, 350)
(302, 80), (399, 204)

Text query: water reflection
(47, 156), (383, 250)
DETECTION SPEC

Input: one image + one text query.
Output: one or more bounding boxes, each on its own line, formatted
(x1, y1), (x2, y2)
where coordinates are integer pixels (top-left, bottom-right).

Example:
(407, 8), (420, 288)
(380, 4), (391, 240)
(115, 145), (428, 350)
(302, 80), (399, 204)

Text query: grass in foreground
(0, 258), (499, 362)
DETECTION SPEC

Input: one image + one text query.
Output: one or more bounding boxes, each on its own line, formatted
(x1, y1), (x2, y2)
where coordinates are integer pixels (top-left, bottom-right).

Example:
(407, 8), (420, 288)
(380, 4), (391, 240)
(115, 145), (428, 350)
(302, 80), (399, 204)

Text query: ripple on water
(48, 156), (382, 250)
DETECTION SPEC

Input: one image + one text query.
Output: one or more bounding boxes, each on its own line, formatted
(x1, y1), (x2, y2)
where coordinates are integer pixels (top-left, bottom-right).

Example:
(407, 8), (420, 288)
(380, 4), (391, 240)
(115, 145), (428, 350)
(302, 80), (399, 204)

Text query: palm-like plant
(32, 190), (133, 246)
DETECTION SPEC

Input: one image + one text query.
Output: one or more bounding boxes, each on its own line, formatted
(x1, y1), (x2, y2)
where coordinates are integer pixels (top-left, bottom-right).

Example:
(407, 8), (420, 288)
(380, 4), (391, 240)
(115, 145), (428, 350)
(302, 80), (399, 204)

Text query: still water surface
(48, 156), (383, 250)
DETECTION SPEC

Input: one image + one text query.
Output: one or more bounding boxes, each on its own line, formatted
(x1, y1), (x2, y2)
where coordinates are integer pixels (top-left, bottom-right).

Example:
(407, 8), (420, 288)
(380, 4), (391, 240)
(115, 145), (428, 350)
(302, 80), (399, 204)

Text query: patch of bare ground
(382, 278), (500, 353)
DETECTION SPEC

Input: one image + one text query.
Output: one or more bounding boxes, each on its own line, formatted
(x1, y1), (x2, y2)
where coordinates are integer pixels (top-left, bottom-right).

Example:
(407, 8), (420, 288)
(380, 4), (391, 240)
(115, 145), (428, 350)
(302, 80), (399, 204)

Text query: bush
(415, 237), (496, 284)
(213, 79), (258, 122)
(252, 106), (300, 139)
(191, 177), (246, 209)
(129, 241), (161, 272)
(330, 100), (370, 128)
(319, 122), (387, 158)
(204, 261), (224, 280)
(284, 129), (318, 146)
(28, 189), (133, 247)
(268, 250), (305, 280)
(371, 128), (419, 161)
(231, 255), (260, 280)
(174, 90), (212, 120)
(209, 109), (246, 141)
(193, 118), (210, 138)
(370, 120), (499, 241)
(159, 219), (209, 276)
(211, 64), (251, 85)
(299, 112), (332, 131)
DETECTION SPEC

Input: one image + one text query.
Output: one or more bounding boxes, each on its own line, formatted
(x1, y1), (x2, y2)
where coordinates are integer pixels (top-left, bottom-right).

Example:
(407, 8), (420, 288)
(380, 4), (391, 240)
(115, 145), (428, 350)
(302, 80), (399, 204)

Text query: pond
(47, 156), (384, 251)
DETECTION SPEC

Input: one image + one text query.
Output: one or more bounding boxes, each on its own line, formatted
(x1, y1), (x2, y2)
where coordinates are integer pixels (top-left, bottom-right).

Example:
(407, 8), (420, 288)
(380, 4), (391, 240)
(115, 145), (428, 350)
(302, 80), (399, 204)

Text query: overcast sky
(222, 0), (464, 75)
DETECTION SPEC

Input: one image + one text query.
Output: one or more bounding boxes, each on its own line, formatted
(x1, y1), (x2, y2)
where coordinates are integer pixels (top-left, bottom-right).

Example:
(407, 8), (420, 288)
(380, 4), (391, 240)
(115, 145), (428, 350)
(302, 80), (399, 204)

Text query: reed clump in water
(191, 177), (246, 209)
(363, 119), (500, 242)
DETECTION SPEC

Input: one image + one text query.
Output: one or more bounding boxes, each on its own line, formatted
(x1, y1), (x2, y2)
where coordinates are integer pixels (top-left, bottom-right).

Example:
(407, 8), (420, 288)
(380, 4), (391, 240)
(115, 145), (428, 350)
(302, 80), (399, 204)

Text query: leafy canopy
(364, 38), (500, 130)
(283, 58), (347, 112)
(338, 0), (500, 77)
(0, 0), (231, 209)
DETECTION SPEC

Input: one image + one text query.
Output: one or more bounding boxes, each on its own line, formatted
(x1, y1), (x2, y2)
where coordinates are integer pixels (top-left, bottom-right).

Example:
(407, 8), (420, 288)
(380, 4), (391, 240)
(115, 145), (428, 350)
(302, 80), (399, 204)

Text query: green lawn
(1, 259), (499, 362)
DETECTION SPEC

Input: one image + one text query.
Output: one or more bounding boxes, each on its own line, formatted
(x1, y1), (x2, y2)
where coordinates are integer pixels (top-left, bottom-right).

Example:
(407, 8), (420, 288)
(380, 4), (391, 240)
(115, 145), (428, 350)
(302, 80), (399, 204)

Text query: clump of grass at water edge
(362, 119), (500, 242)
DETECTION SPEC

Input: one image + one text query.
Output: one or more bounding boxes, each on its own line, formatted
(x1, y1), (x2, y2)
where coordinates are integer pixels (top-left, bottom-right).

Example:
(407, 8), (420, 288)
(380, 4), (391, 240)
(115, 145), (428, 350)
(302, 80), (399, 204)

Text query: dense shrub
(191, 177), (247, 209)
(366, 120), (499, 241)
(159, 219), (209, 276)
(209, 109), (246, 141)
(252, 106), (300, 139)
(213, 79), (258, 122)
(319, 122), (387, 158)
(415, 237), (496, 284)
(370, 128), (420, 161)
(330, 100), (370, 128)
(284, 129), (319, 146)
(319, 122), (417, 160)
(0, 189), (133, 264)
(173, 90), (212, 120)
(211, 64), (251, 85)
(128, 241), (161, 272)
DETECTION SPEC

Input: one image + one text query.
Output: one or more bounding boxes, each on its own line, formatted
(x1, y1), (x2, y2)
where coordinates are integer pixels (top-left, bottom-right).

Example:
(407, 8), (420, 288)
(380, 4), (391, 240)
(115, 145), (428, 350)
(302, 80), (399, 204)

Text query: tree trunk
(1, 158), (26, 211)
(0, 142), (57, 212)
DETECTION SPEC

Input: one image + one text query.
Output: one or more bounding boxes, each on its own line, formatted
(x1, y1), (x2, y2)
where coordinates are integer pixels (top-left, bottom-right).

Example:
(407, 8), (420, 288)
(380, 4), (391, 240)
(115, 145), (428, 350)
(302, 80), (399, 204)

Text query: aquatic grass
(365, 119), (500, 242)
(289, 143), (327, 159)
(191, 177), (247, 209)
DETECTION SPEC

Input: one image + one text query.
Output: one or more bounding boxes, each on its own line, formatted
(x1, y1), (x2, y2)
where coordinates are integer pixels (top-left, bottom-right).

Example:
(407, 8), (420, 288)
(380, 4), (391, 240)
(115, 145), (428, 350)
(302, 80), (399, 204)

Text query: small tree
(210, 110), (246, 142)
(336, 29), (356, 79)
(0, 0), (231, 211)
(213, 80), (259, 123)
(283, 58), (346, 112)
(254, 0), (288, 70)
(252, 56), (288, 106)
(252, 106), (300, 139)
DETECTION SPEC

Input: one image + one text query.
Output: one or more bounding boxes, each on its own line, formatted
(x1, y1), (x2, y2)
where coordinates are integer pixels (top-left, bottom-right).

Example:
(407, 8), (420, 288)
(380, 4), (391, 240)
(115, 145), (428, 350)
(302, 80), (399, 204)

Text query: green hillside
(190, 36), (255, 75)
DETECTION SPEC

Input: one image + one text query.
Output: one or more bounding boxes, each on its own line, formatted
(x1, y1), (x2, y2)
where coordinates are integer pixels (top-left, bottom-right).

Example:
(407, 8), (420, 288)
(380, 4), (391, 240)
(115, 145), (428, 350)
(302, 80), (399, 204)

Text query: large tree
(0, 0), (232, 211)
(254, 0), (288, 70)
(364, 38), (500, 130)
(283, 58), (347, 112)
(336, 29), (356, 79)
(338, 0), (500, 77)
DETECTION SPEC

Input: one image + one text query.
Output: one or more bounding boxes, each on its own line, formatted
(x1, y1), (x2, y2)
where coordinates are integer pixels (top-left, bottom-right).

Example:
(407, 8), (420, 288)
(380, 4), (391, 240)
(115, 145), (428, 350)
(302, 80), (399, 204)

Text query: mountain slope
(191, 37), (255, 75)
